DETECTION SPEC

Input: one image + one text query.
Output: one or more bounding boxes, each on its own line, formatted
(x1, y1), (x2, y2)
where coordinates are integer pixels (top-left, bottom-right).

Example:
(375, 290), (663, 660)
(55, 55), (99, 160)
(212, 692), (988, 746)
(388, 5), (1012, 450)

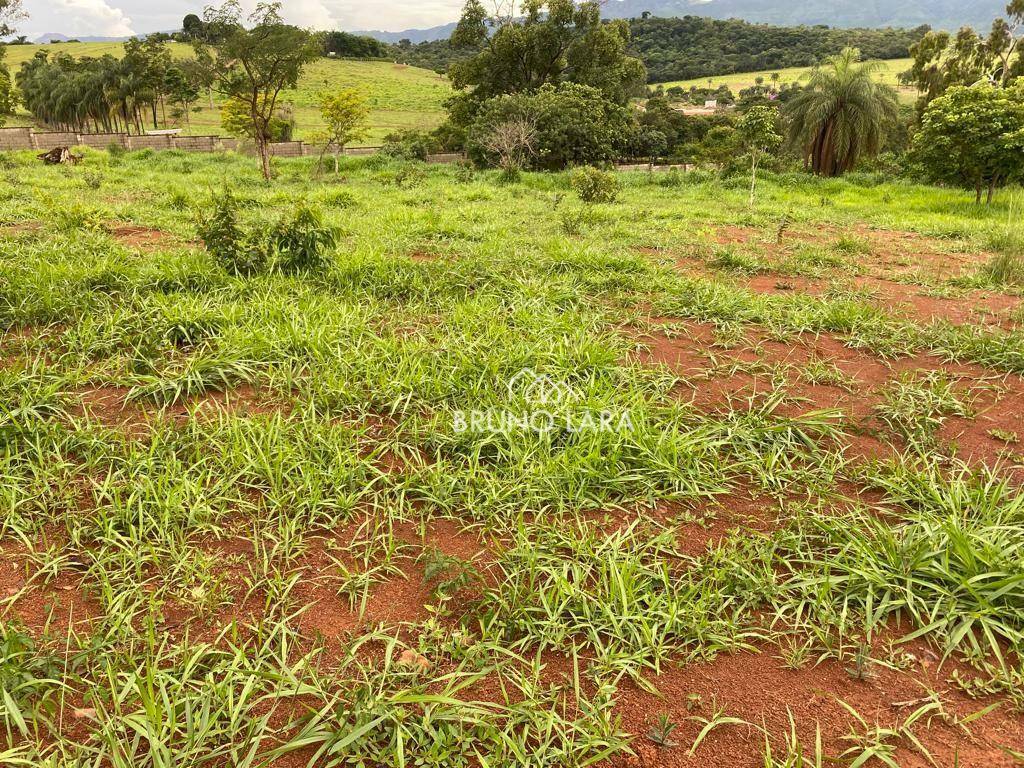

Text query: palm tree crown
(784, 48), (899, 176)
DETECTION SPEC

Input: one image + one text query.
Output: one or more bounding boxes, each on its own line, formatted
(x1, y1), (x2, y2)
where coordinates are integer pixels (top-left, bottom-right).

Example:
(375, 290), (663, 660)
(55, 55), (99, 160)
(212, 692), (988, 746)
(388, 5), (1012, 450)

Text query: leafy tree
(904, 2), (1024, 109)
(164, 66), (200, 128)
(736, 106), (782, 205)
(182, 13), (205, 41)
(220, 96), (294, 143)
(0, 49), (16, 127)
(449, 0), (645, 107)
(466, 82), (634, 170)
(322, 31), (387, 59)
(123, 38), (174, 129)
(694, 125), (738, 169)
(0, 0), (24, 38)
(16, 49), (178, 134)
(913, 84), (1024, 203)
(196, 1), (319, 180)
(784, 48), (899, 176)
(317, 89), (370, 173)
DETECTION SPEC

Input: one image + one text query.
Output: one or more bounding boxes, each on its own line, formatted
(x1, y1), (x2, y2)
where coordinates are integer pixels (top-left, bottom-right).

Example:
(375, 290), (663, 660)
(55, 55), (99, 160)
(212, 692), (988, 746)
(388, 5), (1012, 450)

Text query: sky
(14, 0), (468, 38)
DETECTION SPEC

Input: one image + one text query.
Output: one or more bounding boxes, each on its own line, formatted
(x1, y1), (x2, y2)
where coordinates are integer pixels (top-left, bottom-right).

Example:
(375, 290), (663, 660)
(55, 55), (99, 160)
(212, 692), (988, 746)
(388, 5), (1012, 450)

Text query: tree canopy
(913, 83), (1024, 202)
(784, 48), (899, 176)
(448, 0), (646, 106)
(903, 1), (1024, 109)
(195, 1), (319, 180)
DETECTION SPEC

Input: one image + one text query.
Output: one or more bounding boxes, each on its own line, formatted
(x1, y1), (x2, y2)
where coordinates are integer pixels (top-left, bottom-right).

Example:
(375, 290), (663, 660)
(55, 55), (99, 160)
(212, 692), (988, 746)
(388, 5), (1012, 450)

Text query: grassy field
(2, 147), (1024, 765)
(2, 42), (451, 143)
(656, 58), (916, 102)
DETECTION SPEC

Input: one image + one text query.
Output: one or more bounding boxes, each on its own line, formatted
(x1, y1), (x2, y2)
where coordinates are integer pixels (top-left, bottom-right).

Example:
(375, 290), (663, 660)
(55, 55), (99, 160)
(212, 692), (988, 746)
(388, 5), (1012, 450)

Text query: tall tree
(195, 1), (318, 180)
(904, 2), (1024, 109)
(784, 48), (899, 176)
(449, 0), (645, 106)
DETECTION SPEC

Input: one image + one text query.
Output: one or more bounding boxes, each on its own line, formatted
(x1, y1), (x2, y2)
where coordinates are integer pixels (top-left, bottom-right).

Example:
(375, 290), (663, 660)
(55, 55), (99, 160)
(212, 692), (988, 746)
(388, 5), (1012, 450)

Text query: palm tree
(784, 48), (899, 177)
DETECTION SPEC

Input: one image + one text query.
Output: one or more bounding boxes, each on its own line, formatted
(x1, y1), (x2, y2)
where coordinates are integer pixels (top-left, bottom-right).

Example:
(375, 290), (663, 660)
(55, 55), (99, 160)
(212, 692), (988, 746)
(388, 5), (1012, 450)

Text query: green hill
(2, 42), (452, 144)
(655, 58), (915, 102)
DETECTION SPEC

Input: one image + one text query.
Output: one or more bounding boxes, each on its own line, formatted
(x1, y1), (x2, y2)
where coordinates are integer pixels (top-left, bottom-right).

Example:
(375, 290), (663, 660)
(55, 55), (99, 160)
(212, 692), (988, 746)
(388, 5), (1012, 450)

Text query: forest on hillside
(391, 15), (928, 82)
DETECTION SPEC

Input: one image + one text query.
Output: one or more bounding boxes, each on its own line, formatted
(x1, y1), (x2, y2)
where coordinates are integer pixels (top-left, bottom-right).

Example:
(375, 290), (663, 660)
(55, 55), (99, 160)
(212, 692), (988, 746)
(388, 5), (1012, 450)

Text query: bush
(197, 189), (267, 277)
(269, 203), (337, 275)
(381, 130), (434, 161)
(570, 166), (619, 203)
(465, 83), (636, 171)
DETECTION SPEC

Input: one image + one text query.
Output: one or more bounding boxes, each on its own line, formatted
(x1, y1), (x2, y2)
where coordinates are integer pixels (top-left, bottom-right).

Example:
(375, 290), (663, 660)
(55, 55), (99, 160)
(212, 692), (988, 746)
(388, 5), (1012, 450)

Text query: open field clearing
(656, 58), (916, 102)
(2, 148), (1024, 765)
(2, 43), (451, 143)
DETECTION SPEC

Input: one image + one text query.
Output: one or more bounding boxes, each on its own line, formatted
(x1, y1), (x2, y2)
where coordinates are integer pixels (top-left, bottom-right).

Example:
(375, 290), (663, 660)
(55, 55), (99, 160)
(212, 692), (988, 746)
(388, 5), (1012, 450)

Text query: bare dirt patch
(106, 223), (175, 250)
(610, 644), (1023, 768)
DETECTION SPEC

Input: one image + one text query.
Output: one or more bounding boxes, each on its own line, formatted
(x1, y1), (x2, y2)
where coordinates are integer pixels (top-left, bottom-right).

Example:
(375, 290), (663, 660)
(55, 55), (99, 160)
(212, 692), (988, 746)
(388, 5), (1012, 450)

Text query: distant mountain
(359, 0), (1007, 44)
(33, 32), (135, 44)
(601, 0), (1006, 31)
(354, 23), (458, 45)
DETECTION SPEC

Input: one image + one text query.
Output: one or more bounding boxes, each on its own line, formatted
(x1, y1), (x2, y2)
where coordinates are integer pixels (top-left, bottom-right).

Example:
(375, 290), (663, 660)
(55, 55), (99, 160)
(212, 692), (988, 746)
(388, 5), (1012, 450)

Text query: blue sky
(16, 0), (467, 38)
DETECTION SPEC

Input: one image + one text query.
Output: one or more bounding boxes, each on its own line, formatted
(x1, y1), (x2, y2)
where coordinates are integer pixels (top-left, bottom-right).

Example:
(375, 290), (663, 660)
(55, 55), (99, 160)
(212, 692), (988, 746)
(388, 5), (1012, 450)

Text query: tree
(903, 2), (1024, 109)
(0, 49), (16, 127)
(182, 13), (205, 41)
(784, 48), (899, 176)
(318, 89), (370, 173)
(1, 0), (24, 38)
(322, 31), (387, 59)
(736, 106), (782, 205)
(196, 1), (319, 180)
(164, 66), (200, 128)
(466, 82), (634, 170)
(913, 84), (1024, 203)
(220, 95), (294, 143)
(448, 0), (646, 108)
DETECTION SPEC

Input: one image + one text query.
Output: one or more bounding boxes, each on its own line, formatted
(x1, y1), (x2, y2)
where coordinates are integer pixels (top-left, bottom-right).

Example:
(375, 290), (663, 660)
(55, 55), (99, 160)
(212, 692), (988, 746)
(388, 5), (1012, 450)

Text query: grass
(1, 145), (1024, 764)
(1, 42), (451, 143)
(654, 58), (916, 103)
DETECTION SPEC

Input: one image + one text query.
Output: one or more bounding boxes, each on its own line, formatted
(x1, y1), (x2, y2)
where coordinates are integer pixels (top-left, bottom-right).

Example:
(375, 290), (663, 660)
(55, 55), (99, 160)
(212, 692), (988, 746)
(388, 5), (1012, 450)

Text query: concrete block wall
(126, 134), (174, 151)
(172, 135), (218, 152)
(425, 152), (464, 164)
(268, 141), (305, 158)
(0, 128), (34, 151)
(32, 132), (80, 149)
(77, 133), (128, 149)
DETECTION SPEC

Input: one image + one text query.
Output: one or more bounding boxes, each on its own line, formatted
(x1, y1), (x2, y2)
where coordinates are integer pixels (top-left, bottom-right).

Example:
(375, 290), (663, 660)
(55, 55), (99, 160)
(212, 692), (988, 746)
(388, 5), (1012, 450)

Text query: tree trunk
(258, 137), (272, 181)
(334, 144), (341, 174)
(208, 88), (215, 110)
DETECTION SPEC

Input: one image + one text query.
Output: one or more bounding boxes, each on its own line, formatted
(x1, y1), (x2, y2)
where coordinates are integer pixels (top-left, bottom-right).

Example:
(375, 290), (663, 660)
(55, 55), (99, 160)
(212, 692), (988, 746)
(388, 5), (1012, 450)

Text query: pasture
(1, 147), (1024, 765)
(2, 43), (451, 143)
(656, 58), (916, 102)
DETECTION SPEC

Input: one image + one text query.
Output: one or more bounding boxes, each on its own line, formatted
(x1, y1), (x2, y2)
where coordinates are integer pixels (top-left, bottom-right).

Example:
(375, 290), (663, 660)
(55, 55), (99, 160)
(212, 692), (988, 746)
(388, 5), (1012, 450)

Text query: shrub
(570, 166), (619, 203)
(269, 203), (337, 275)
(466, 83), (635, 171)
(381, 130), (434, 161)
(197, 189), (267, 277)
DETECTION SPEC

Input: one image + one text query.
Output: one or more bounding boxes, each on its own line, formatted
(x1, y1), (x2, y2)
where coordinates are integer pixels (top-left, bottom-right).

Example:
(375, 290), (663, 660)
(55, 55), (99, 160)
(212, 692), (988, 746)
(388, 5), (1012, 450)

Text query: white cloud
(40, 0), (135, 36)
(18, 0), (469, 38)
